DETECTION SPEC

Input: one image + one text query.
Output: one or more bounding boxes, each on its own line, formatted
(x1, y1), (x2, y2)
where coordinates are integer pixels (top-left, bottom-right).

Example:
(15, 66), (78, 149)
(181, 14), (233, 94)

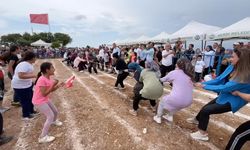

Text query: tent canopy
(208, 17), (250, 40)
(150, 32), (170, 43)
(31, 39), (51, 47)
(169, 21), (221, 42)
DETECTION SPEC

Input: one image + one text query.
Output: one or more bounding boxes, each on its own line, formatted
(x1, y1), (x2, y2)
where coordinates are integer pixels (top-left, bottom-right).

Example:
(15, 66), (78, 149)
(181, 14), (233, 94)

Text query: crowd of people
(0, 40), (250, 149)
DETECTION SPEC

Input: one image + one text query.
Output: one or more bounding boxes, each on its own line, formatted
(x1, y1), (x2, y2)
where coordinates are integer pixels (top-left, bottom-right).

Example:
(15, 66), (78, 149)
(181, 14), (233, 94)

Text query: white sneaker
(119, 87), (126, 90)
(129, 109), (137, 116)
(153, 115), (162, 124)
(79, 70), (84, 73)
(52, 120), (63, 126)
(190, 131), (209, 141)
(38, 135), (55, 143)
(186, 117), (199, 125)
(114, 86), (119, 89)
(162, 114), (173, 122)
(22, 116), (34, 121)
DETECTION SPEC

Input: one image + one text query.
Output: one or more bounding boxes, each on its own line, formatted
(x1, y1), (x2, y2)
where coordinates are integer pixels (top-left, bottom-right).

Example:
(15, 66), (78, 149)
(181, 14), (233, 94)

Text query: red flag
(65, 76), (75, 88)
(30, 14), (48, 25)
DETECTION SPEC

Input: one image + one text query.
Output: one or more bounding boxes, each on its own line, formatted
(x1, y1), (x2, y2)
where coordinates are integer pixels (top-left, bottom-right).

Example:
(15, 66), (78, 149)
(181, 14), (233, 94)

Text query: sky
(0, 0), (249, 48)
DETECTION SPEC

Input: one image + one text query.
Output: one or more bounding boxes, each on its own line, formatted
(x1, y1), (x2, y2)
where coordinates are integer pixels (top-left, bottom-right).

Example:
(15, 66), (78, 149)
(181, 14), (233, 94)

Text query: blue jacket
(203, 65), (250, 113)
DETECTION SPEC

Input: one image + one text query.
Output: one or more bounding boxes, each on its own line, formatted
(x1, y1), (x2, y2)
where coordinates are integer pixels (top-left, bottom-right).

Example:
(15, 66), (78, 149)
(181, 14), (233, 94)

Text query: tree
(54, 33), (72, 46)
(51, 41), (61, 48)
(0, 32), (72, 47)
(0, 33), (22, 45)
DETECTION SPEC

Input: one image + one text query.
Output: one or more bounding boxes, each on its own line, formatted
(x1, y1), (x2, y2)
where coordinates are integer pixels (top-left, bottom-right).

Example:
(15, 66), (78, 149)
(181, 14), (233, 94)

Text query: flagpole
(31, 24), (34, 35)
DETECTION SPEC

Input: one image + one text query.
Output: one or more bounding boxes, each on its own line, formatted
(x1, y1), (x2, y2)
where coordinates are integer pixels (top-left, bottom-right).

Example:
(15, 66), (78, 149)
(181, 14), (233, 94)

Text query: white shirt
(104, 53), (109, 62)
(204, 51), (215, 68)
(161, 50), (174, 67)
(146, 48), (154, 62)
(12, 61), (34, 89)
(112, 47), (121, 56)
(98, 49), (105, 58)
(195, 60), (205, 73)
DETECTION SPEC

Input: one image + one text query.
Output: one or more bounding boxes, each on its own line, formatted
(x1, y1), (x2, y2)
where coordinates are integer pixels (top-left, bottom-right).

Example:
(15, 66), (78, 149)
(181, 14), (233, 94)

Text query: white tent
(169, 21), (221, 42)
(133, 35), (150, 44)
(31, 39), (51, 47)
(208, 17), (250, 40)
(117, 38), (135, 45)
(150, 32), (170, 43)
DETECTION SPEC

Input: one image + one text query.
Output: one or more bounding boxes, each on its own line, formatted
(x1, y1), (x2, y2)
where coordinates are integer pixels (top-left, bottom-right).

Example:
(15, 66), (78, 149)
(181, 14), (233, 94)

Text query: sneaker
(11, 101), (21, 107)
(119, 87), (126, 90)
(153, 115), (162, 124)
(79, 70), (84, 73)
(0, 135), (13, 146)
(38, 135), (55, 143)
(129, 109), (137, 116)
(114, 86), (119, 89)
(22, 116), (35, 121)
(52, 120), (63, 126)
(0, 107), (10, 113)
(186, 117), (199, 125)
(190, 131), (209, 141)
(162, 114), (173, 122)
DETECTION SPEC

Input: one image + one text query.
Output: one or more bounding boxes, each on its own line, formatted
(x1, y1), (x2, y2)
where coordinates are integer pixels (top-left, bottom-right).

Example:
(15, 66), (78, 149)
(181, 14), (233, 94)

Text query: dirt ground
(1, 59), (250, 150)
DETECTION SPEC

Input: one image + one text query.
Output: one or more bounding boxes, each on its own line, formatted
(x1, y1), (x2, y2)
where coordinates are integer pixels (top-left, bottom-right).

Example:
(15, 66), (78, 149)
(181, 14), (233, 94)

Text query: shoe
(129, 109), (137, 116)
(79, 70), (84, 73)
(0, 107), (10, 113)
(190, 131), (209, 141)
(52, 120), (63, 126)
(162, 114), (173, 122)
(119, 87), (126, 90)
(0, 135), (13, 146)
(11, 101), (21, 107)
(151, 106), (157, 113)
(22, 115), (35, 121)
(114, 86), (119, 89)
(186, 117), (199, 125)
(38, 135), (55, 143)
(153, 115), (162, 124)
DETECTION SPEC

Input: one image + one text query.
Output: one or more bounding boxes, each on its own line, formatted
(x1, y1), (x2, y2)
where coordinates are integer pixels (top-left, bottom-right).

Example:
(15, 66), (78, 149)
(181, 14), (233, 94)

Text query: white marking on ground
(59, 61), (151, 147)
(99, 72), (237, 133)
(52, 60), (84, 150)
(83, 69), (220, 149)
(14, 61), (40, 150)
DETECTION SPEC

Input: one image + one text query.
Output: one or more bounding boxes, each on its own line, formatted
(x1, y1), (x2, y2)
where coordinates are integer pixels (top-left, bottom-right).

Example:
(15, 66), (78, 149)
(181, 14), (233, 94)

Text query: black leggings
(88, 62), (97, 74)
(195, 98), (232, 131)
(226, 121), (250, 150)
(115, 72), (129, 88)
(133, 94), (156, 111)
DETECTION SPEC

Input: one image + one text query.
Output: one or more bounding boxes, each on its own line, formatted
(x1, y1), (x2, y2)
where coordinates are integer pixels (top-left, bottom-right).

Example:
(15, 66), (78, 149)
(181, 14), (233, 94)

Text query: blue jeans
(14, 86), (34, 117)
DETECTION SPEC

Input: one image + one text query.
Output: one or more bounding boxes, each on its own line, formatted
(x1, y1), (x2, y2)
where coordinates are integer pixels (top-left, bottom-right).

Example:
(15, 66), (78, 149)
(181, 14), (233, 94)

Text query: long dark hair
(34, 62), (53, 84)
(176, 58), (195, 81)
(232, 48), (250, 83)
(22, 51), (36, 61)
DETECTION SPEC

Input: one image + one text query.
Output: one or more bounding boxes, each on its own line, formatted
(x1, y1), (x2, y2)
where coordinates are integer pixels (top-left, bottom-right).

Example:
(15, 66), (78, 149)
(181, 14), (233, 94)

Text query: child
(194, 55), (205, 82)
(32, 62), (64, 143)
(153, 58), (194, 124)
(113, 53), (129, 90)
(128, 63), (144, 100)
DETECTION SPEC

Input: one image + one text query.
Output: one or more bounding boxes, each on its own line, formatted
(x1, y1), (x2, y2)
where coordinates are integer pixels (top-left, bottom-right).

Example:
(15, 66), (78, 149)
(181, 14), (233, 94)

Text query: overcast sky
(0, 0), (249, 47)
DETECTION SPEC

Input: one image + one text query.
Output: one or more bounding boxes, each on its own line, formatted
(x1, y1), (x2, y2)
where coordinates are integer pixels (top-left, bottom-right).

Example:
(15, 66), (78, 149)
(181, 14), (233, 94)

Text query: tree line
(0, 32), (72, 48)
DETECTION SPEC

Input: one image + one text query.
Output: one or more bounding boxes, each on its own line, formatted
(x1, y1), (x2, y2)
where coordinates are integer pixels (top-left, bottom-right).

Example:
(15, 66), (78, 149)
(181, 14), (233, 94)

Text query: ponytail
(34, 71), (42, 85)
